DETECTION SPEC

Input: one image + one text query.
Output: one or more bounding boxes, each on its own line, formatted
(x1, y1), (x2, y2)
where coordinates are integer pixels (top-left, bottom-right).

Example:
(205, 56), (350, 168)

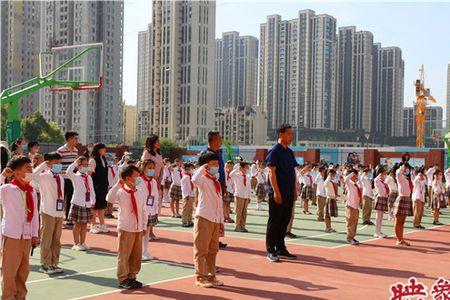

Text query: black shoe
(367, 221), (374, 225)
(266, 253), (280, 262)
(181, 223), (190, 228)
(285, 232), (298, 239)
(277, 250), (297, 260)
(414, 225), (421, 229)
(219, 242), (227, 249)
(433, 221), (443, 225)
(119, 279), (133, 289)
(419, 225), (426, 229)
(65, 221), (74, 227)
(130, 279), (143, 288)
(188, 222), (194, 227)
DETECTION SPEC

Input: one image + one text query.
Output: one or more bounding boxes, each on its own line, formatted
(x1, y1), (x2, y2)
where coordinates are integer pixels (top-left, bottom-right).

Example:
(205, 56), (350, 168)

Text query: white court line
(329, 223), (450, 249)
(28, 266), (118, 284)
(67, 274), (196, 300)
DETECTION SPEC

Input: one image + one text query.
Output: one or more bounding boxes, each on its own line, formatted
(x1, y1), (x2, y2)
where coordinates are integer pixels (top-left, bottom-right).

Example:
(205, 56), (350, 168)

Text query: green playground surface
(22, 248), (193, 300)
(158, 196), (450, 248)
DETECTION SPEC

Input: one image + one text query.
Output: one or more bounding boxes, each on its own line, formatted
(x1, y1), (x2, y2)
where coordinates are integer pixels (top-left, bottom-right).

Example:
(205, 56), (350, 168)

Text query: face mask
(209, 167), (219, 176)
(23, 172), (33, 183)
(405, 169), (410, 176)
(87, 147), (93, 152)
(135, 177), (142, 186)
(107, 160), (113, 167)
(173, 166), (178, 171)
(367, 173), (373, 180)
(52, 164), (63, 174)
(146, 169), (155, 177)
(79, 167), (89, 174)
(21, 145), (27, 151)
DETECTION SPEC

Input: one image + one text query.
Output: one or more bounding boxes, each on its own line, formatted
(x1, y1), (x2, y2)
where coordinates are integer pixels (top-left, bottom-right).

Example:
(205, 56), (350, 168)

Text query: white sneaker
(72, 244), (84, 251)
(100, 224), (109, 233)
(378, 232), (388, 238)
(81, 243), (90, 250)
(90, 225), (101, 234)
(142, 253), (154, 261)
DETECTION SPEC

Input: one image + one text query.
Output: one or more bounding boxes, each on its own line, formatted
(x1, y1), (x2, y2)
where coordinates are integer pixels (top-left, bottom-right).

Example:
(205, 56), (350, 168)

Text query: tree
(21, 111), (64, 143)
(1, 106), (7, 140)
(159, 137), (181, 160)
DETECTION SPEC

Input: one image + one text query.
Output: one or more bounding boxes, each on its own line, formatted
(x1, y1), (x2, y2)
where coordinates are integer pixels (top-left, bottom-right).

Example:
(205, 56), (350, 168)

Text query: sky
(123, 0), (450, 119)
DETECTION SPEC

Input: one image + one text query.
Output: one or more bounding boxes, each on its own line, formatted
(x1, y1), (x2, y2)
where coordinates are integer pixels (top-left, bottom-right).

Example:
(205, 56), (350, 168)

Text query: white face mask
(24, 172), (33, 183)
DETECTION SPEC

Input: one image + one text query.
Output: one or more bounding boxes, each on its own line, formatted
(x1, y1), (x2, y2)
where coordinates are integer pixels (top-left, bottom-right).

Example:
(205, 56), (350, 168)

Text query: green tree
(21, 111), (64, 143)
(159, 137), (180, 160)
(1, 106), (7, 140)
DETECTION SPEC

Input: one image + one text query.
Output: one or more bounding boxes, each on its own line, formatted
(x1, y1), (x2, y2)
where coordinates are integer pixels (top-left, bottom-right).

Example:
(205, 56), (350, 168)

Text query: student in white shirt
(106, 165), (147, 290)
(191, 152), (224, 288)
(162, 158), (172, 203)
(32, 152), (65, 275)
(105, 156), (119, 219)
(431, 169), (447, 225)
(254, 164), (268, 211)
(181, 163), (196, 227)
(373, 166), (389, 238)
(66, 157), (96, 251)
(412, 170), (426, 229)
(324, 169), (338, 233)
(230, 162), (251, 232)
(444, 167), (450, 207)
(223, 160), (235, 223)
(310, 163), (319, 206)
(344, 169), (362, 245)
(425, 165), (436, 207)
(169, 159), (184, 218)
(250, 161), (258, 192)
(394, 163), (414, 246)
(315, 166), (327, 221)
(0, 156), (39, 300)
(136, 159), (159, 261)
(299, 164), (314, 215)
(359, 167), (374, 225)
(385, 169), (398, 221)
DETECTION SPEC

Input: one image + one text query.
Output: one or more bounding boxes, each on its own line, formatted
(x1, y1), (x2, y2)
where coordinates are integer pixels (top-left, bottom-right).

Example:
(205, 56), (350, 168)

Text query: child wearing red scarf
(192, 152), (225, 288)
(394, 163), (414, 246)
(230, 162), (251, 232)
(344, 169), (362, 245)
(107, 165), (147, 290)
(181, 163), (196, 227)
(0, 156), (39, 299)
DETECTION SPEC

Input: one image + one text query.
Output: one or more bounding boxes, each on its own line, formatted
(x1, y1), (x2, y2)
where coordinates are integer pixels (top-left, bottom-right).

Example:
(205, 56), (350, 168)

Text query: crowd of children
(1, 135), (449, 297)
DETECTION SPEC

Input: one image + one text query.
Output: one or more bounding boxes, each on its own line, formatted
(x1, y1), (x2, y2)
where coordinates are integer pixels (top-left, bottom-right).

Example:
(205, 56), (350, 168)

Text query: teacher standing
(265, 124), (298, 262)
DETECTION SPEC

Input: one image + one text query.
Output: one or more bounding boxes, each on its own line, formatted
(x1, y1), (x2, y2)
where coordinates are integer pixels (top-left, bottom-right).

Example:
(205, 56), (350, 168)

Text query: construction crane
(415, 65), (437, 148)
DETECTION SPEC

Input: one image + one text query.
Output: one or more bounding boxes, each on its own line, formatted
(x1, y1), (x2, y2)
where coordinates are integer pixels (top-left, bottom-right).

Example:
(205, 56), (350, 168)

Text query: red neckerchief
(241, 170), (247, 187)
(226, 170), (231, 181)
(204, 171), (222, 197)
(141, 175), (153, 196)
(187, 173), (194, 191)
(354, 182), (362, 201)
(10, 179), (34, 222)
(54, 174), (63, 199)
(81, 174), (91, 193)
(307, 174), (313, 186)
(109, 166), (115, 178)
(407, 177), (413, 194)
(178, 169), (182, 179)
(332, 181), (338, 197)
(381, 177), (389, 195)
(121, 183), (139, 229)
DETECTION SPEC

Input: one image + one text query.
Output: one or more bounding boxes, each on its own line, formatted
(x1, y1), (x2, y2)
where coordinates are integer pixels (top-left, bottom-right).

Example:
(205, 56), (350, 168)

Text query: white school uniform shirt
(107, 183), (147, 232)
(359, 175), (373, 198)
(136, 176), (159, 217)
(344, 174), (361, 210)
(432, 177), (443, 194)
(32, 162), (65, 218)
(171, 168), (184, 186)
(300, 172), (314, 187)
(225, 169), (235, 194)
(191, 165), (224, 224)
(324, 177), (337, 199)
(310, 169), (319, 183)
(66, 162), (96, 208)
(412, 177), (426, 202)
(162, 167), (172, 184)
(107, 165), (119, 188)
(255, 170), (268, 185)
(425, 167), (436, 186)
(396, 168), (412, 197)
(444, 168), (450, 189)
(250, 164), (258, 177)
(181, 174), (195, 198)
(385, 175), (398, 193)
(315, 174), (326, 197)
(230, 168), (251, 199)
(374, 175), (388, 198)
(0, 179), (39, 239)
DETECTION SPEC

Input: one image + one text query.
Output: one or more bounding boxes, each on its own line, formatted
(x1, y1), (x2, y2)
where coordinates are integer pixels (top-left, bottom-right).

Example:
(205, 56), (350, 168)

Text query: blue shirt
(265, 143), (299, 197)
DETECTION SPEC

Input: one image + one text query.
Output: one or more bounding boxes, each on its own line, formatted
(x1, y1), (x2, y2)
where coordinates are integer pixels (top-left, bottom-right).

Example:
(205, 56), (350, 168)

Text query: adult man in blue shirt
(198, 131), (227, 248)
(265, 124), (299, 262)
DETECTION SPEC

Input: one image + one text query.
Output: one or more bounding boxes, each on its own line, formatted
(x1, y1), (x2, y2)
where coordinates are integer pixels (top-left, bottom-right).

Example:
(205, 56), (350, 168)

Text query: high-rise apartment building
(446, 64), (450, 130)
(403, 106), (443, 138)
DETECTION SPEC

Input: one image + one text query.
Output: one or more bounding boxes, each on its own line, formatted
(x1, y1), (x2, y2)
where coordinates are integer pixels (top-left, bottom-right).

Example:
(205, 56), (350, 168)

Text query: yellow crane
(415, 65), (437, 148)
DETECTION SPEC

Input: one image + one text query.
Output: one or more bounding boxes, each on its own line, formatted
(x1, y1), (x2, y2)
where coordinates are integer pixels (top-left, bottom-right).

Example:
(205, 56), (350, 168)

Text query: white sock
(376, 210), (384, 233)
